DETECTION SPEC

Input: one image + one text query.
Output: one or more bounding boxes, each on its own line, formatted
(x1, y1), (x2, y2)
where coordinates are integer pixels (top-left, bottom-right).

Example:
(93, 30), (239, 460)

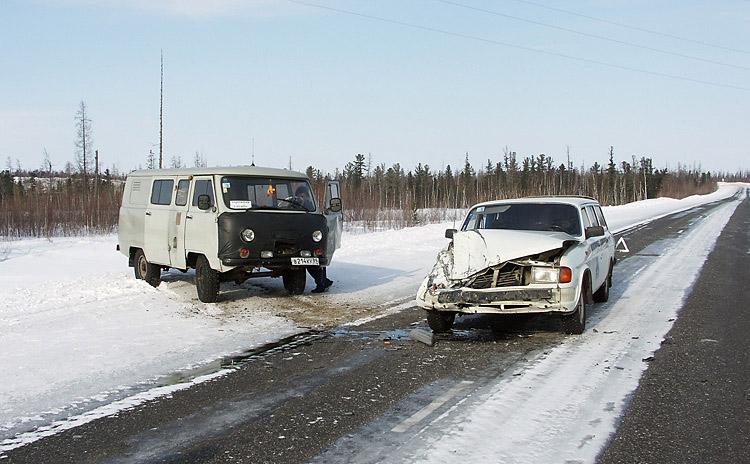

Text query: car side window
(175, 179), (190, 206)
(192, 179), (215, 207)
(586, 206), (600, 226)
(594, 206), (608, 229)
(581, 207), (593, 228)
(150, 179), (174, 205)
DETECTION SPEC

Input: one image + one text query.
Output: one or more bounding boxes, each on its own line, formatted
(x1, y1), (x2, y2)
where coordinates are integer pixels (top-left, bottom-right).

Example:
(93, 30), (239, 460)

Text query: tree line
(1, 100), (747, 237)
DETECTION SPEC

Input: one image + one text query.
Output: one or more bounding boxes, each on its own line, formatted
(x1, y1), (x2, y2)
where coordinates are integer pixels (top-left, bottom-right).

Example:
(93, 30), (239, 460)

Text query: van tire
(134, 249), (161, 287)
(195, 255), (219, 303)
(282, 269), (306, 295)
(561, 284), (586, 334)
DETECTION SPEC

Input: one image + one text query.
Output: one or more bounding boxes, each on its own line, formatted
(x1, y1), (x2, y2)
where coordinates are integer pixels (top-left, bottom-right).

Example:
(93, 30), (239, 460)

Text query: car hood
(450, 229), (578, 280)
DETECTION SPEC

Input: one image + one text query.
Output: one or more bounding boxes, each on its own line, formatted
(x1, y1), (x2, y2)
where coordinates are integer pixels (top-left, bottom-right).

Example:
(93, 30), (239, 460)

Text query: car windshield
(462, 203), (581, 236)
(220, 177), (317, 212)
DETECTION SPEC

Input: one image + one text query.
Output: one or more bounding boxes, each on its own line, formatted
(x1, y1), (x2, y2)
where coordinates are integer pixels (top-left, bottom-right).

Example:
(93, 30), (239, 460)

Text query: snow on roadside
(0, 183), (746, 451)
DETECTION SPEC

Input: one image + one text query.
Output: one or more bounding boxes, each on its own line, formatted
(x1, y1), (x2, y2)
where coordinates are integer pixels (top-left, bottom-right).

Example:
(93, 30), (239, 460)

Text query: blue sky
(2, 0), (748, 176)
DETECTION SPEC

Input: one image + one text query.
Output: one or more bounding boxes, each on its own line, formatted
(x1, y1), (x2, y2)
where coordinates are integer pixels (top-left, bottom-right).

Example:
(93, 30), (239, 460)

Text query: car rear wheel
(134, 249), (161, 287)
(282, 268), (306, 295)
(561, 285), (586, 334)
(426, 310), (456, 333)
(593, 262), (613, 303)
(195, 255), (219, 303)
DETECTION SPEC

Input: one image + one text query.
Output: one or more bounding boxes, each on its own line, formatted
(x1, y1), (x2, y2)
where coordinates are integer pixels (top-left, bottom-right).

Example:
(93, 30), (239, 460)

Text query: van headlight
(312, 230), (323, 242)
(530, 266), (558, 284)
(241, 228), (255, 242)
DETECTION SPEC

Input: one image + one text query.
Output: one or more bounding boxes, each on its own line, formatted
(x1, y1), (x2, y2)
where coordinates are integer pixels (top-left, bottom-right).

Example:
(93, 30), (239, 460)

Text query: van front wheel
(282, 268), (306, 295)
(134, 249), (161, 287)
(195, 255), (219, 303)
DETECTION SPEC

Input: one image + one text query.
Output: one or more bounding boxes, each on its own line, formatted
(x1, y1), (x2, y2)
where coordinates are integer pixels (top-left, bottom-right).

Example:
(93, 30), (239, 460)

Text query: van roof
(127, 166), (309, 179)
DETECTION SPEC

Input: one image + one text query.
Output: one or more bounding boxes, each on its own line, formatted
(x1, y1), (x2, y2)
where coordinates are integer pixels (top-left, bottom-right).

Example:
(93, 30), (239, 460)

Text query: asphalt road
(2, 194), (746, 464)
(598, 192), (750, 463)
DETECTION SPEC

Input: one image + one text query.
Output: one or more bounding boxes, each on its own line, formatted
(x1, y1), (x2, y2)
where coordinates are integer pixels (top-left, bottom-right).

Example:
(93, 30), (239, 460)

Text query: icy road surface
(0, 183), (746, 454)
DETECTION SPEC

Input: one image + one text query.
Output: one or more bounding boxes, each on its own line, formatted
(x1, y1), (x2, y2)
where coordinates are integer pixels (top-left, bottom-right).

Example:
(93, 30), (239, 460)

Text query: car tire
(593, 262), (613, 303)
(195, 255), (219, 303)
(561, 284), (586, 334)
(134, 249), (161, 287)
(282, 268), (306, 295)
(426, 310), (456, 333)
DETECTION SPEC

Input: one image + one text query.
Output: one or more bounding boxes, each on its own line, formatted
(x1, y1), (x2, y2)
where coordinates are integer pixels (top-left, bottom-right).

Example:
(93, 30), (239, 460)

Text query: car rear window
(462, 203), (582, 236)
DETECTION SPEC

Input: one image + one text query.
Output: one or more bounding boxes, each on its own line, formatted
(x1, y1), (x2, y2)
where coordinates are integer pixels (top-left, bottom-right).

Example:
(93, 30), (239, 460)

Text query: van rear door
(144, 177), (176, 266)
(323, 180), (343, 265)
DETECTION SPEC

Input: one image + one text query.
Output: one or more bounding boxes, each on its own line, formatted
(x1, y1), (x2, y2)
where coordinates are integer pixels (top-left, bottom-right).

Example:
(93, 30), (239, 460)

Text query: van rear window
(150, 179), (174, 205)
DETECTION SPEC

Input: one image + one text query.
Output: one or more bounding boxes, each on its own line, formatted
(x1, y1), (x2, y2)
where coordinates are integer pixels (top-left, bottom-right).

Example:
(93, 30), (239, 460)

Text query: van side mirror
(585, 225), (604, 239)
(197, 194), (212, 210)
(328, 197), (342, 213)
(445, 228), (456, 239)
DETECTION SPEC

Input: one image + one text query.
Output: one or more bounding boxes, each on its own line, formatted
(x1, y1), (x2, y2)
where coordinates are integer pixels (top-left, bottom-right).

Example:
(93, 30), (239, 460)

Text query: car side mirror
(445, 228), (456, 239)
(197, 194), (212, 211)
(328, 197), (342, 213)
(585, 225), (604, 239)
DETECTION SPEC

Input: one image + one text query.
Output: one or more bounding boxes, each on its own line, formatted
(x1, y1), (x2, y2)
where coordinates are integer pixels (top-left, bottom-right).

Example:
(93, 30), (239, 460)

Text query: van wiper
(277, 197), (312, 212)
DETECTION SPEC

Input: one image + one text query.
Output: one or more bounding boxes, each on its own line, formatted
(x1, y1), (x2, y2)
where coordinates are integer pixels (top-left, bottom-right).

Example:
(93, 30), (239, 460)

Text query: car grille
(470, 265), (524, 289)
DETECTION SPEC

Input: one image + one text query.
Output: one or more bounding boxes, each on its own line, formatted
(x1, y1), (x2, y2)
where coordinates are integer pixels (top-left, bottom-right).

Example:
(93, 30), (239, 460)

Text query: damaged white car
(416, 197), (615, 334)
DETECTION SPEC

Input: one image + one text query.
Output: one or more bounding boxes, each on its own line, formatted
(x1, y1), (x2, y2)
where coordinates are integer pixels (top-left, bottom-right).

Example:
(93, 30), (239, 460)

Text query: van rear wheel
(195, 255), (219, 303)
(134, 249), (161, 287)
(282, 268), (306, 295)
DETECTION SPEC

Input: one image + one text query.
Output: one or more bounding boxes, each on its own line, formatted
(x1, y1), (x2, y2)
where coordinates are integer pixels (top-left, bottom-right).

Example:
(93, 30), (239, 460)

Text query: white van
(117, 166), (342, 302)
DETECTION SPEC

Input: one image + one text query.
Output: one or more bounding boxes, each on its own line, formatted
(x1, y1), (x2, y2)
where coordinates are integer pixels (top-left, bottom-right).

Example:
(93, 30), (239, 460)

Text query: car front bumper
(416, 284), (579, 315)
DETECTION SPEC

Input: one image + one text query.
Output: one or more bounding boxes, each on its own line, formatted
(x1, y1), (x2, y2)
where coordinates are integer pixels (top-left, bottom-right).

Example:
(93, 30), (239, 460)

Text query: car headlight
(312, 230), (323, 242)
(530, 266), (559, 284)
(241, 228), (255, 242)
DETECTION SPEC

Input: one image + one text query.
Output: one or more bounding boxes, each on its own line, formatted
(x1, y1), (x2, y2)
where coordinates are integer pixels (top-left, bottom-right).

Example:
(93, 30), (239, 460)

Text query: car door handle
(145, 211), (152, 216)
(186, 215), (193, 219)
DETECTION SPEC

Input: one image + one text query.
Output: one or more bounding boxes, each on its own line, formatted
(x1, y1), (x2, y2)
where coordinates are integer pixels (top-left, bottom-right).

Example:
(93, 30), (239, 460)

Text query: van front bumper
(221, 256), (329, 268)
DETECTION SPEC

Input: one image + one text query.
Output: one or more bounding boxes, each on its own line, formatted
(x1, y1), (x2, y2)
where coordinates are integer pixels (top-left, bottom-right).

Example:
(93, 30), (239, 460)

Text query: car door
(168, 178), (191, 269)
(583, 205), (606, 290)
(143, 177), (175, 265)
(323, 180), (343, 265)
(184, 176), (220, 269)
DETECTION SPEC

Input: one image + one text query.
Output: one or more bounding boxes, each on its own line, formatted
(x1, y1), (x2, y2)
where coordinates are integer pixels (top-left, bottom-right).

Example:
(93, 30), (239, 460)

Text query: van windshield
(462, 203), (582, 236)
(220, 177), (317, 212)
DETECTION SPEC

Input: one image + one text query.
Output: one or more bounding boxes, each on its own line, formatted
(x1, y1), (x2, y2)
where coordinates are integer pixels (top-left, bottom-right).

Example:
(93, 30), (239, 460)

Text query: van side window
(175, 179), (190, 206)
(192, 179), (215, 206)
(150, 179), (174, 205)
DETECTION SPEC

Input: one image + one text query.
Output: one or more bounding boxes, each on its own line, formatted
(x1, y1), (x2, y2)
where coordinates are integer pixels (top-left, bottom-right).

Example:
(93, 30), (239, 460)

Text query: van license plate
(291, 257), (319, 266)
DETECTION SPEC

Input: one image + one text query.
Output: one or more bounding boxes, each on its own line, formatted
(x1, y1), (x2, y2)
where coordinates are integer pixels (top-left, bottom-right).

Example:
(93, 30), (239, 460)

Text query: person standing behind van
(295, 186), (333, 293)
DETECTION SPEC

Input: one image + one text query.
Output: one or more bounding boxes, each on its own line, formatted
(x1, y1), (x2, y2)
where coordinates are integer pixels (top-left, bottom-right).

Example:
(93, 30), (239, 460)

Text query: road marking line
(391, 381), (474, 433)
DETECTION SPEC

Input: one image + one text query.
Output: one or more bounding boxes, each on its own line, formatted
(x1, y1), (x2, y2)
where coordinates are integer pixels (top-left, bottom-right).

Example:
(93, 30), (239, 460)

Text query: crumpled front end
(416, 230), (581, 315)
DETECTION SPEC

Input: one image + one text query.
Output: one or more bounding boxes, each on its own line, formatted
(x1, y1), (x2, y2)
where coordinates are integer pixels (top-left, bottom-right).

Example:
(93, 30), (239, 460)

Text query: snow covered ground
(0, 183), (746, 455)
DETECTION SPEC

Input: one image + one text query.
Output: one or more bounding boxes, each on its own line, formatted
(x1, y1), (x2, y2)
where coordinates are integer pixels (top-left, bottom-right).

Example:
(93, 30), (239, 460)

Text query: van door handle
(145, 211), (152, 216)
(186, 215), (193, 219)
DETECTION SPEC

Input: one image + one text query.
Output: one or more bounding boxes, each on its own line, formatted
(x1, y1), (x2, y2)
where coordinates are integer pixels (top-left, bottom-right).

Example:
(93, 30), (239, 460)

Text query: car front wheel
(561, 285), (586, 334)
(426, 310), (456, 333)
